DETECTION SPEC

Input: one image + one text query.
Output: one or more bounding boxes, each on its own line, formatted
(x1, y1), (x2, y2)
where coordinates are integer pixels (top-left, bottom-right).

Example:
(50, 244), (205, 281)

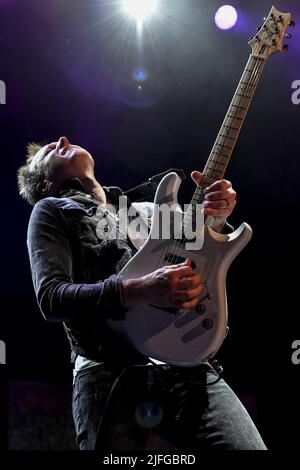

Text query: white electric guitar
(108, 7), (293, 366)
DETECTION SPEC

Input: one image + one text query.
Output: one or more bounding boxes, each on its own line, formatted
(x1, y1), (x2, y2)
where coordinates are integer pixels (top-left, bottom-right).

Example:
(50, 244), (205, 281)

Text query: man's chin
(72, 150), (94, 165)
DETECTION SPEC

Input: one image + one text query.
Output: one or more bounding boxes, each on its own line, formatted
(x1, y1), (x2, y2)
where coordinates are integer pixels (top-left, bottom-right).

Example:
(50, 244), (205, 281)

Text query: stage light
(122, 0), (159, 27)
(215, 5), (238, 30)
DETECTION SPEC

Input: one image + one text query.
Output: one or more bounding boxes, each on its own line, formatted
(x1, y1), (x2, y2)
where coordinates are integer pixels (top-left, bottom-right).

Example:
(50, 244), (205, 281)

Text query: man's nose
(57, 136), (69, 149)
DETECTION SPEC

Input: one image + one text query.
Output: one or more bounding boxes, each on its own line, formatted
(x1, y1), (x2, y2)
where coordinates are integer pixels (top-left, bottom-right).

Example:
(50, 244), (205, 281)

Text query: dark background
(0, 0), (299, 450)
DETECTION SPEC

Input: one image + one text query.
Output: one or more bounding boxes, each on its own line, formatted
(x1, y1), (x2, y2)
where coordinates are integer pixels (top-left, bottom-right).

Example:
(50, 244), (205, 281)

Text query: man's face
(31, 136), (95, 187)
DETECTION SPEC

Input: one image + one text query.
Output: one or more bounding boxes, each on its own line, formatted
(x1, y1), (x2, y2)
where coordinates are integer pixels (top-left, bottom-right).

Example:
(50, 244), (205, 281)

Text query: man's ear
(36, 180), (54, 196)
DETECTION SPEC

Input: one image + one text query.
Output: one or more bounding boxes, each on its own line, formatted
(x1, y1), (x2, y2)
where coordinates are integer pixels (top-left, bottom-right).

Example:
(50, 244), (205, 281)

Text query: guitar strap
(124, 168), (186, 203)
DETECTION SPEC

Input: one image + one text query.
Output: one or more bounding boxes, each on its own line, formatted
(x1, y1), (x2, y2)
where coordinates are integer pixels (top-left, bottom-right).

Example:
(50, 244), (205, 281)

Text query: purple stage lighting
(215, 5), (238, 31)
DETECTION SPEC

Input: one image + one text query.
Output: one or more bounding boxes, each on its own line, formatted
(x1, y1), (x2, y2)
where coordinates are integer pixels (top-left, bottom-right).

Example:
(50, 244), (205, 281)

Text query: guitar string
(153, 57), (264, 276)
(152, 22), (275, 284)
(169, 56), (266, 269)
(157, 57), (265, 280)
(153, 56), (266, 276)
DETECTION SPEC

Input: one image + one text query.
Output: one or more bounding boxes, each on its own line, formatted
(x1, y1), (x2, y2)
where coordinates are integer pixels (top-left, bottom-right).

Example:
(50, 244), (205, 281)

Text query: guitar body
(108, 173), (252, 366)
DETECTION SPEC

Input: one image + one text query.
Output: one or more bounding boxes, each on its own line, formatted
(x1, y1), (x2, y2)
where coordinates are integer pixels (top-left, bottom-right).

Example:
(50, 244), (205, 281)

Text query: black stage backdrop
(0, 0), (299, 451)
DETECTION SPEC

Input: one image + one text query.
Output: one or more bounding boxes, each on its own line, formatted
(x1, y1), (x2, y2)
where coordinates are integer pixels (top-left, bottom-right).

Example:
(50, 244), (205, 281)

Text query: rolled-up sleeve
(27, 199), (127, 323)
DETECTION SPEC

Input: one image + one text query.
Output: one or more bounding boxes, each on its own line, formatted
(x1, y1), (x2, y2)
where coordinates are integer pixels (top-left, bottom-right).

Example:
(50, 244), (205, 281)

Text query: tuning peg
(289, 20), (296, 28)
(286, 33), (292, 39)
(283, 44), (289, 51)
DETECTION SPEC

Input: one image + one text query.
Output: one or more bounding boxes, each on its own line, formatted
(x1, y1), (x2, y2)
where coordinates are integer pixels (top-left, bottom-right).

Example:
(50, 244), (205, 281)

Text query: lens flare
(135, 401), (163, 429)
(215, 5), (238, 31)
(132, 66), (150, 82)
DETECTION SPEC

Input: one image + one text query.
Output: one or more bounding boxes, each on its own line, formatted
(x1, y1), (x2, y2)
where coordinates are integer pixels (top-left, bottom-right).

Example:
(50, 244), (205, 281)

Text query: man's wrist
(207, 217), (234, 234)
(208, 217), (226, 233)
(212, 221), (226, 233)
(121, 278), (145, 307)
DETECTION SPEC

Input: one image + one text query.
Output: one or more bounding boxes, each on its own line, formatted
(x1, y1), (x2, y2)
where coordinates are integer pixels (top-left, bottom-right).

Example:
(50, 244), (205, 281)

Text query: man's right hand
(122, 259), (203, 310)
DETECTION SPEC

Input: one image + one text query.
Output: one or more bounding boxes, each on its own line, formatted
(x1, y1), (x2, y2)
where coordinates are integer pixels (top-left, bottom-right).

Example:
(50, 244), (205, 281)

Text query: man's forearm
(39, 276), (127, 323)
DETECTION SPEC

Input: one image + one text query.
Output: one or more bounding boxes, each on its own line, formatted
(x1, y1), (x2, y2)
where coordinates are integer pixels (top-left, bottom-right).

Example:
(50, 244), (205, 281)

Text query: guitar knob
(289, 20), (296, 28)
(202, 319), (213, 330)
(286, 33), (292, 39)
(195, 304), (206, 316)
(283, 44), (289, 51)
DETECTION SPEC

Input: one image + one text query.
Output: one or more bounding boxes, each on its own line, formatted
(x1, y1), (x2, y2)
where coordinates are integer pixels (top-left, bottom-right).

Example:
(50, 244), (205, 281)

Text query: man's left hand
(191, 170), (237, 233)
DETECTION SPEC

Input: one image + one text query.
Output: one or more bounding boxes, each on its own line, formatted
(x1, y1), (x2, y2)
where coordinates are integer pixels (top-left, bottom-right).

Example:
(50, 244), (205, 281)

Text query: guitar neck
(192, 54), (266, 205)
(182, 3), (293, 229)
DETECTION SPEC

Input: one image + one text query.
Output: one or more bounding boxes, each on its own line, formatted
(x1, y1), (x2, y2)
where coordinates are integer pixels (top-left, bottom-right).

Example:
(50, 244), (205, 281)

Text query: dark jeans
(72, 363), (267, 451)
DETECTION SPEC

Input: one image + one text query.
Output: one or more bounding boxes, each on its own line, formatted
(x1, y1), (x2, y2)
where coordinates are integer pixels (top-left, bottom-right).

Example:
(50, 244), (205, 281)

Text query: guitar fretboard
(182, 54), (266, 232)
(196, 55), (265, 202)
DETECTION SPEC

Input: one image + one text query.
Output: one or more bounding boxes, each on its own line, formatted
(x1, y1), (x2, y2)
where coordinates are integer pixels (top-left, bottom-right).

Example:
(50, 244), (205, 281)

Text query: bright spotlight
(215, 5), (238, 31)
(123, 0), (159, 27)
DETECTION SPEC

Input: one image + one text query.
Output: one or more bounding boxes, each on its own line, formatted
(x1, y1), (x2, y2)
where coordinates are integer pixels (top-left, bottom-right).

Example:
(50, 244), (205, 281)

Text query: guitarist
(18, 136), (266, 450)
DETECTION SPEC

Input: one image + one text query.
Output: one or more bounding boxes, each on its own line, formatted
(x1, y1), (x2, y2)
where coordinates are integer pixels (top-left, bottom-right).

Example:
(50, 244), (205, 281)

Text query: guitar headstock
(249, 6), (294, 60)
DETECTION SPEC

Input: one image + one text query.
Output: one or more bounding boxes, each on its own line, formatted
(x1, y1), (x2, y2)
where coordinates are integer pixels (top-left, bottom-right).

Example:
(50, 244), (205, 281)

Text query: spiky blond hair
(17, 143), (48, 206)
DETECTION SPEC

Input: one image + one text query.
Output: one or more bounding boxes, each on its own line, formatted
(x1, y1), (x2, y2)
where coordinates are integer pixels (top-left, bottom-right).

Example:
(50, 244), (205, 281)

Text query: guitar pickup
(149, 304), (179, 316)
